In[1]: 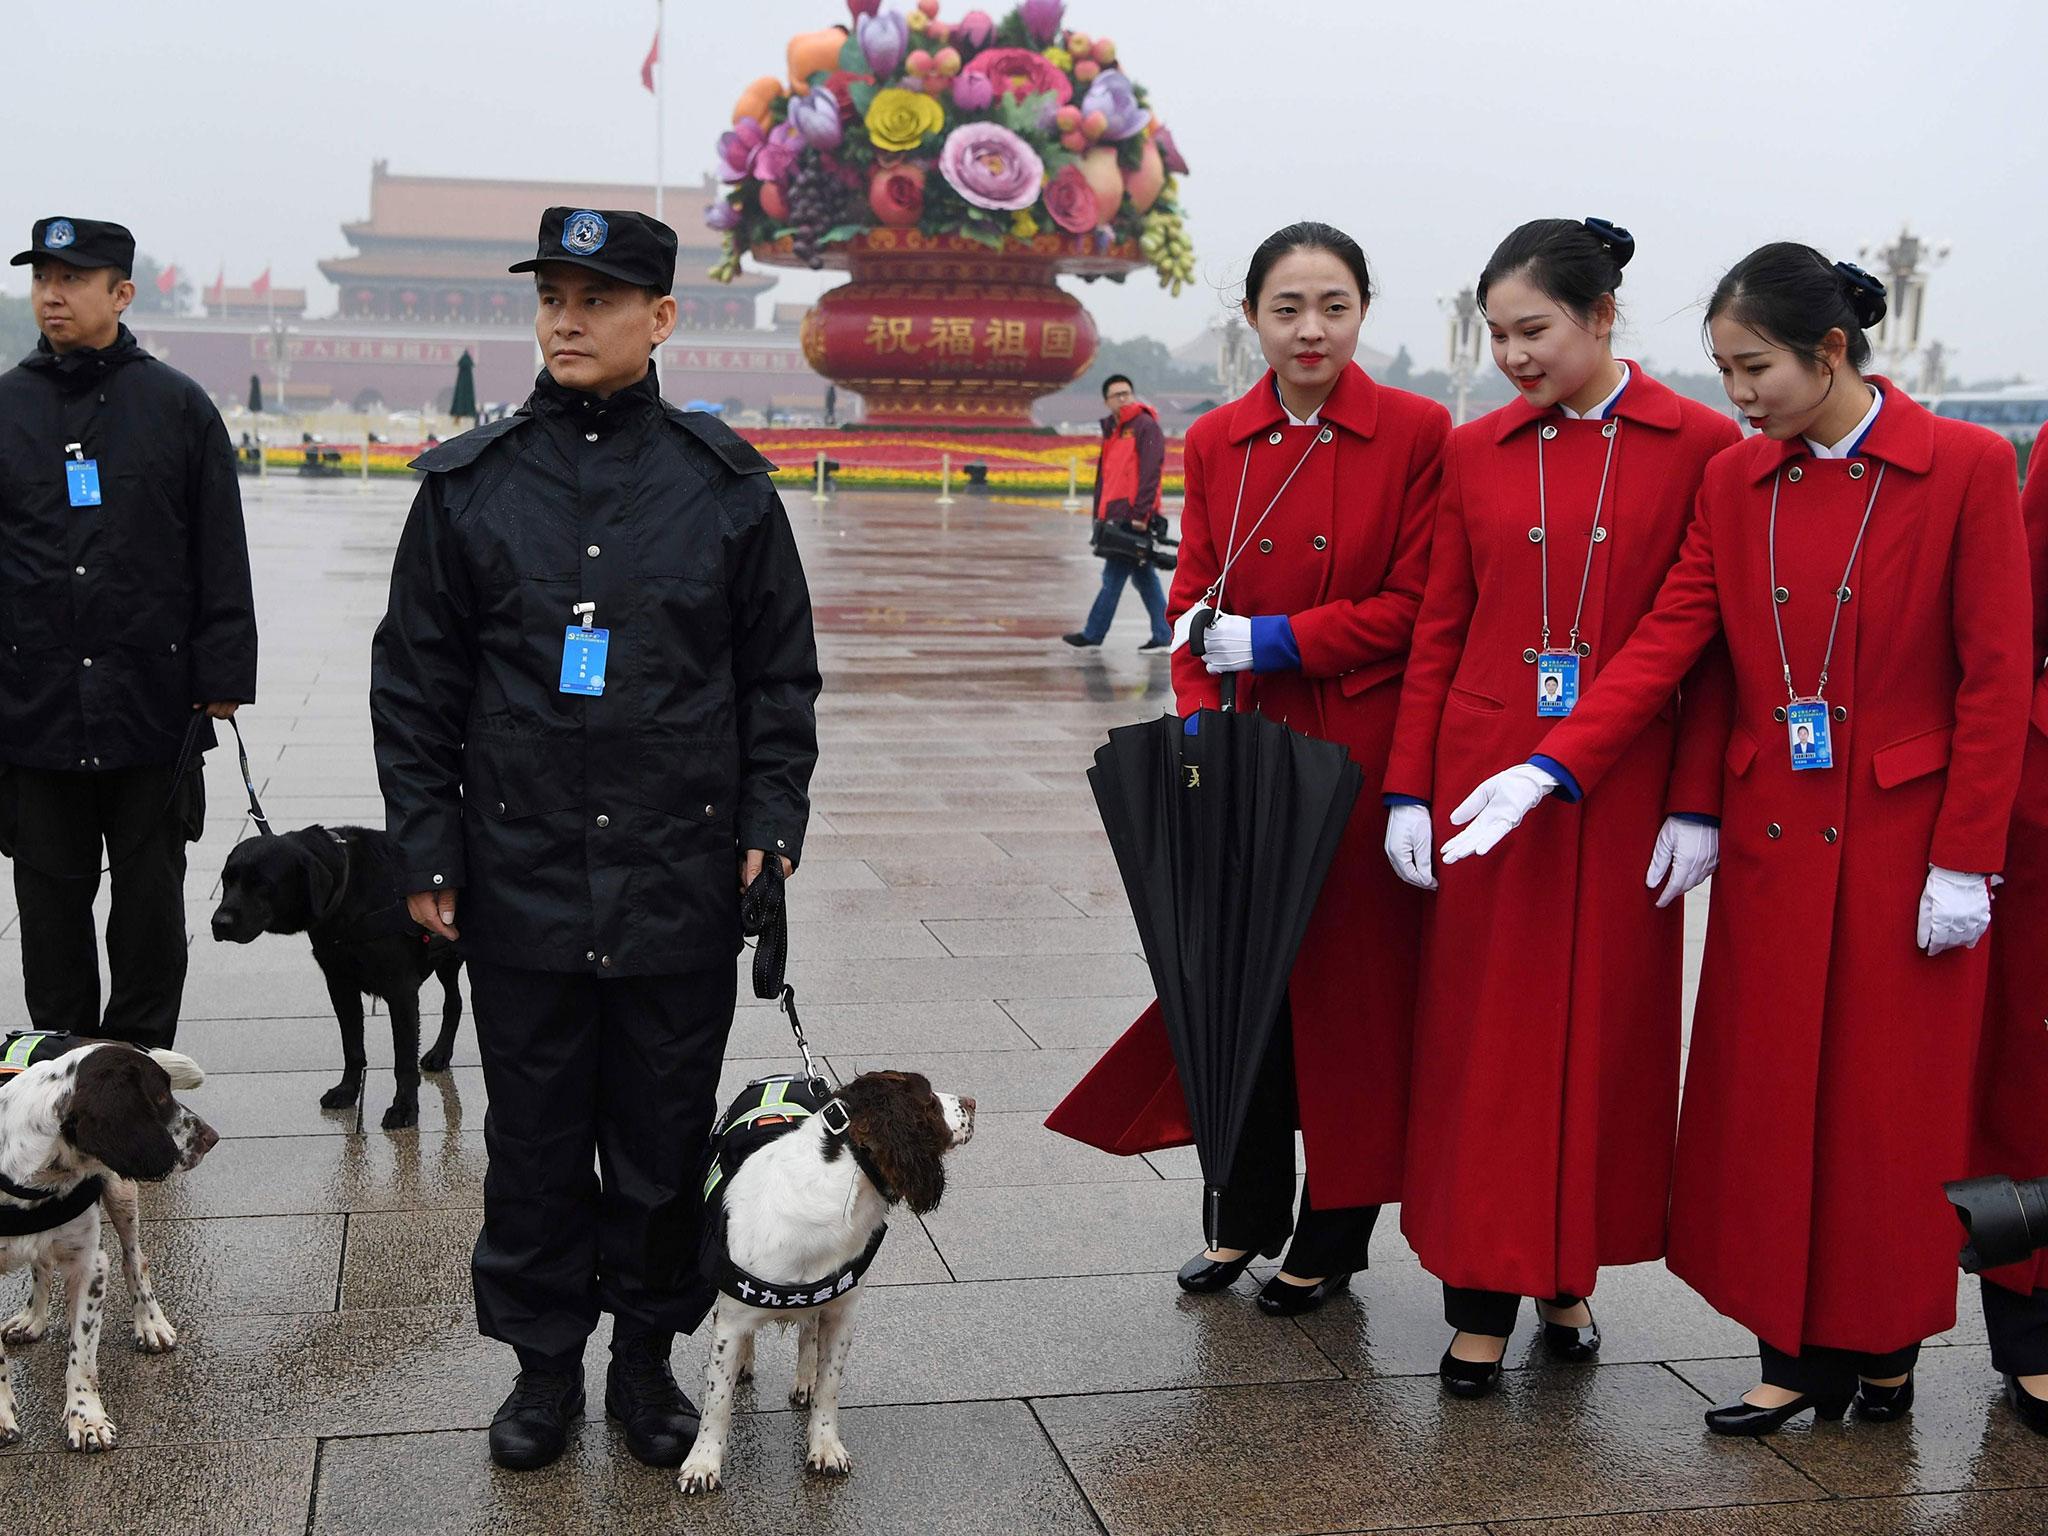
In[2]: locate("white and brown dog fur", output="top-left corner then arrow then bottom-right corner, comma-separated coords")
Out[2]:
678,1070 -> 974,1494
0,1043 -> 215,1450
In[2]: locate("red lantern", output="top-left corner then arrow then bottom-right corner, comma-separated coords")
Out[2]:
445,291 -> 464,310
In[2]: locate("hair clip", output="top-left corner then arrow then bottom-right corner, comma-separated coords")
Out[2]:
1583,217 -> 1636,268
1831,260 -> 1888,326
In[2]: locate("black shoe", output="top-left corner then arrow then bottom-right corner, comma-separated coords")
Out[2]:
1177,1247 -> 1255,1294
1536,1298 -> 1602,1363
489,1364 -> 585,1470
606,1333 -> 701,1468
1704,1390 -> 1851,1437
1062,632 -> 1101,648
1139,638 -> 1169,652
1852,1373 -> 1915,1423
2004,1375 -> 2048,1435
1256,1271 -> 1352,1316
1439,1343 -> 1504,1400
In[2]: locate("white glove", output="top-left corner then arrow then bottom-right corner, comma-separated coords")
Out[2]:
1646,816 -> 1719,909
1918,866 -> 1992,956
1384,803 -> 1438,890
1200,613 -> 1254,674
1440,764 -> 1560,864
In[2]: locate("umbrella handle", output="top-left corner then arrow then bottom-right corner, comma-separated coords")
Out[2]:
1186,609 -> 1236,714
1203,1184 -> 1224,1253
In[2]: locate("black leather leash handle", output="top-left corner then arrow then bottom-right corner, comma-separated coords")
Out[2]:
741,858 -> 834,1095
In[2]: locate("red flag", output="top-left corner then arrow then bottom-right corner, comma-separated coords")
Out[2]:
207,265 -> 224,305
250,267 -> 271,298
155,264 -> 178,295
640,29 -> 659,92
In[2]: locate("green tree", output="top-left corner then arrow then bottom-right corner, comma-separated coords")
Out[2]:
0,292 -> 37,361
1080,334 -> 1215,398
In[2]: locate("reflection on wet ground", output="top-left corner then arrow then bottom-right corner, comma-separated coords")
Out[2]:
1,483 -> 2037,1533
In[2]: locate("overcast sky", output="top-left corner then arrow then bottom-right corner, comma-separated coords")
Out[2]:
7,0 -> 2044,381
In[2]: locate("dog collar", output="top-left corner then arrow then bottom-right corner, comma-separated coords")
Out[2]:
840,1135 -> 899,1207
713,1220 -> 887,1311
0,1175 -> 102,1236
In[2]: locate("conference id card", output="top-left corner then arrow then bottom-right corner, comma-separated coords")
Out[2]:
1536,651 -> 1579,717
1787,698 -> 1832,771
559,626 -> 609,697
65,457 -> 102,507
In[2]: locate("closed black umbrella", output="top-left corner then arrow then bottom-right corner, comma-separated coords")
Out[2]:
1088,617 -> 1362,1248
449,350 -> 477,422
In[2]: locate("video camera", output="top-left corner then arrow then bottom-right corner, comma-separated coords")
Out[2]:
1944,1174 -> 2048,1272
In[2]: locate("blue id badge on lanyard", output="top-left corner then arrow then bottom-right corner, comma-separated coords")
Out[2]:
560,626 -> 609,696
65,457 -> 102,507
1787,699 -> 1832,771
1536,651 -> 1579,717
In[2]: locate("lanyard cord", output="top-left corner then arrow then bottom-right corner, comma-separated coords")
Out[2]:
1536,420 -> 1621,655
1767,461 -> 1886,702
1204,426 -> 1329,613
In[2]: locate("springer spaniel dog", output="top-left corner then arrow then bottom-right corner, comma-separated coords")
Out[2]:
0,1041 -> 216,1450
678,1070 -> 974,1495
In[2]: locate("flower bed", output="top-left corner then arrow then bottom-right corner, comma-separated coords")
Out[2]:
738,427 -> 1184,494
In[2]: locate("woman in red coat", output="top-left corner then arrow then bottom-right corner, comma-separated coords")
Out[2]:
1046,221 -> 1449,1314
1969,428 -> 2048,1434
1381,218 -> 1740,1399
1442,244 -> 2032,1434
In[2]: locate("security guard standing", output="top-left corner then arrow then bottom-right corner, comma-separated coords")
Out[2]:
370,207 -> 820,1472
0,216 -> 256,1049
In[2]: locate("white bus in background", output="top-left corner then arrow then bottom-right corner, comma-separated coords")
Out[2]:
1923,384 -> 2048,442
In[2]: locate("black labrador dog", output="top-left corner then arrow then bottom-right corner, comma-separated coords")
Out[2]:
210,825 -> 463,1130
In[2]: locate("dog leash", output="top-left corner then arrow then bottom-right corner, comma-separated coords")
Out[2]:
740,859 -> 848,1133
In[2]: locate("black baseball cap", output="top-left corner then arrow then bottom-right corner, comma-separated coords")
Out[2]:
509,207 -> 677,290
10,216 -> 136,273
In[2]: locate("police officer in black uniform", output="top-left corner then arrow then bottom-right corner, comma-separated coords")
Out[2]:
0,217 -> 257,1049
370,207 -> 820,1472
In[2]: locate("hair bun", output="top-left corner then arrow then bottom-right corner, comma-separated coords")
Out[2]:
1583,217 -> 1636,270
1832,259 -> 1888,329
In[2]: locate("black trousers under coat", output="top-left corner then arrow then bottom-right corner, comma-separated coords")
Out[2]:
1758,1338 -> 1921,1396
1442,1284 -> 1586,1337
6,762 -> 203,1049
1982,1281 -> 2048,1377
1209,1002 -> 1379,1277
468,960 -> 737,1366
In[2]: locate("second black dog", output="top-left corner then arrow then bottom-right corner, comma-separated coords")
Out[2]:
210,825 -> 463,1130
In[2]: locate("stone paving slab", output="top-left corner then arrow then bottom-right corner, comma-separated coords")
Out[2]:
0,1438 -> 317,1536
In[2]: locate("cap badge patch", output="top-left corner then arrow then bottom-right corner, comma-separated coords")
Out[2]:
44,219 -> 76,250
562,210 -> 609,256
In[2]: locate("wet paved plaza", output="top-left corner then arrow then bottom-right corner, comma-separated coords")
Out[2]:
1,474 -> 2043,1533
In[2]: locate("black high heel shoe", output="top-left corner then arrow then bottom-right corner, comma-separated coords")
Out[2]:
1256,1271 -> 1352,1316
1535,1299 -> 1601,1363
1438,1340 -> 1505,1400
1704,1391 -> 1851,1436
2005,1375 -> 2048,1436
1852,1373 -> 1915,1423
1176,1248 -> 1255,1294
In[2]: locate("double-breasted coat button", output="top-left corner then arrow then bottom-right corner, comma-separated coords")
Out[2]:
1774,705 -> 1789,722
1541,424 -> 1559,440
1767,823 -> 1782,839
1849,462 -> 1867,479
1832,705 -> 1847,722
1312,535 -> 1328,551
586,544 -> 601,557
1317,426 -> 1334,444
1601,420 -> 1618,438
1529,527 -> 1544,543
1823,827 -> 1839,843
1774,586 -> 1790,603
1523,648 -> 1539,663
1592,526 -> 1608,542
1837,586 -> 1853,604
1787,465 -> 1804,483
1258,537 -> 1272,554
1268,431 -> 1284,445
1575,642 -> 1591,657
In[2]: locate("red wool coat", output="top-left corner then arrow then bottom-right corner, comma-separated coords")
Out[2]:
1532,383 -> 2032,1354
1971,430 -> 2048,1300
1383,368 -> 1741,1301
1046,365 -> 1451,1208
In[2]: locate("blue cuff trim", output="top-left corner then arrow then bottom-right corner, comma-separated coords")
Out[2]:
1528,754 -> 1583,803
1670,811 -> 1720,827
1184,714 -> 1200,735
1383,793 -> 1428,809
1249,615 -> 1299,674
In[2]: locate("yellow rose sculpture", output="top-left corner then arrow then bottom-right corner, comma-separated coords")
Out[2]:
864,87 -> 946,154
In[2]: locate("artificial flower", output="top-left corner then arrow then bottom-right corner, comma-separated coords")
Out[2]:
753,121 -> 807,184
1042,163 -> 1102,234
788,90 -> 844,150
1020,0 -> 1065,45
1010,209 -> 1041,240
716,117 -> 767,181
864,86 -> 946,152
1080,69 -> 1148,140
961,46 -> 1072,104
855,10 -> 910,76
938,121 -> 1046,211
950,70 -> 997,110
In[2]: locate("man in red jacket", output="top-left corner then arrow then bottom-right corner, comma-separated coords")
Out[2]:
1064,375 -> 1171,651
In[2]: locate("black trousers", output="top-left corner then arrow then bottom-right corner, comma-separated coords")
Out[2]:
1209,1003 -> 1379,1278
1758,1338 -> 1921,1396
6,762 -> 203,1049
468,960 -> 737,1366
1982,1281 -> 2048,1377
1443,1285 -> 1586,1337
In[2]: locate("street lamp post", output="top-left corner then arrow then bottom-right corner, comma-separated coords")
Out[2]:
1858,224 -> 1950,383
1215,315 -> 1253,401
269,317 -> 292,423
1441,286 -> 1484,427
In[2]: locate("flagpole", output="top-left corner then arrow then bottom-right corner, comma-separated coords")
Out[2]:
653,0 -> 666,224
